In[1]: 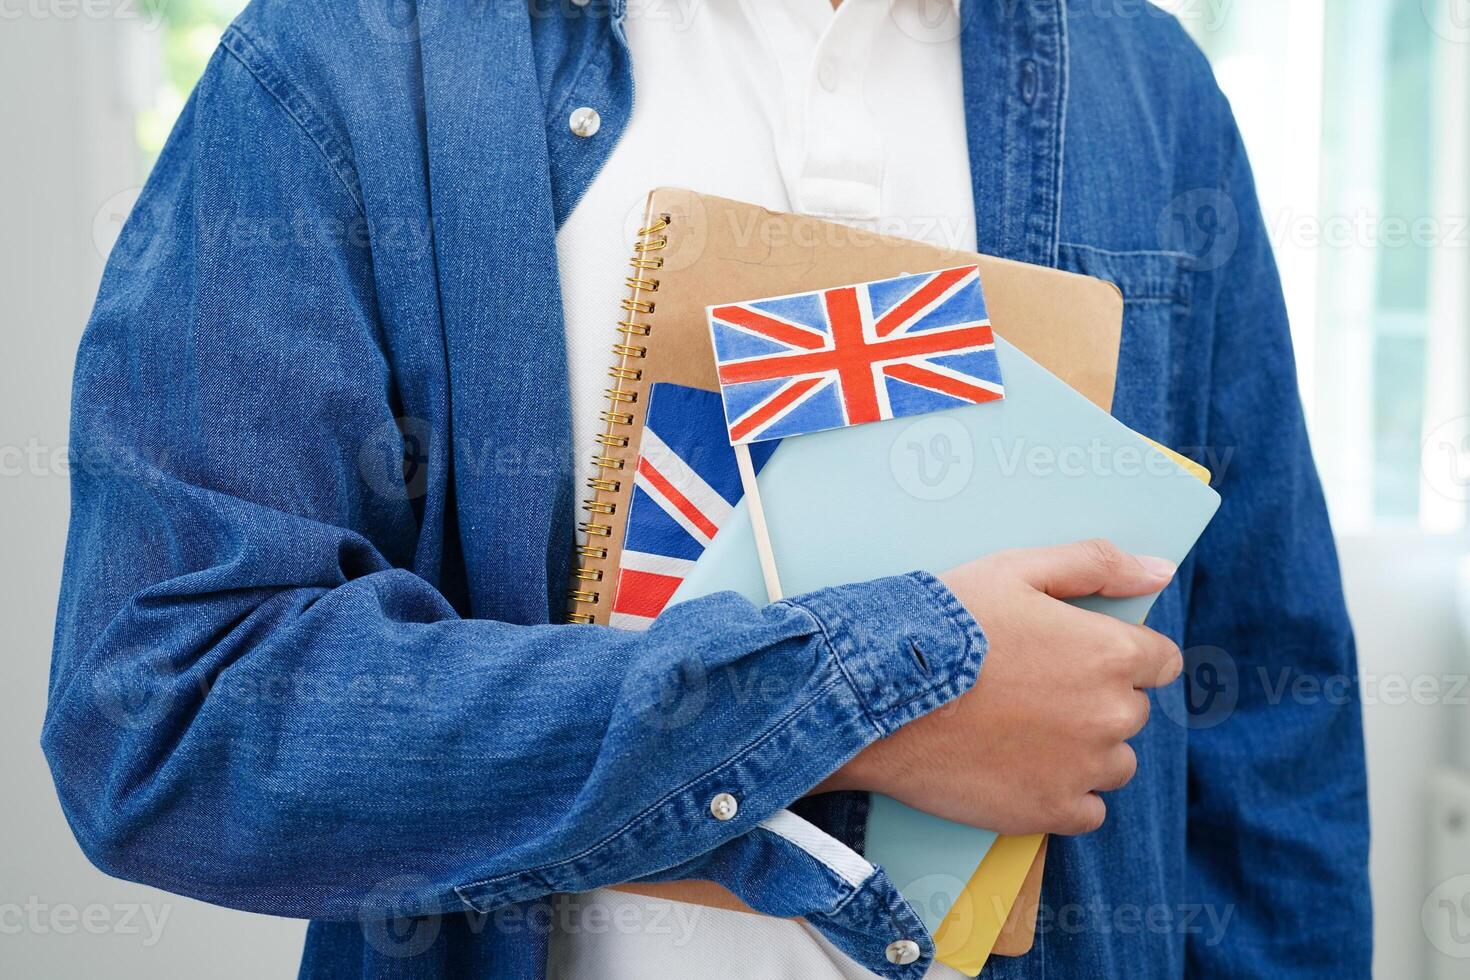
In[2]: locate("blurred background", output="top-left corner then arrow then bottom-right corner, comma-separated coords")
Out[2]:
2,0 -> 1469,976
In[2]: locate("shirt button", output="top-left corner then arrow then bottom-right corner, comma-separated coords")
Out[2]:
818,58 -> 840,92
569,106 -> 601,138
709,793 -> 739,820
885,939 -> 921,965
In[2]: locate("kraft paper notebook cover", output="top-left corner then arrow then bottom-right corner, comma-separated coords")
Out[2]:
564,188 -> 1124,955
668,337 -> 1222,973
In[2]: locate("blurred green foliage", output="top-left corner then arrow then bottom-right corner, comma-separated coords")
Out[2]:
135,0 -> 247,161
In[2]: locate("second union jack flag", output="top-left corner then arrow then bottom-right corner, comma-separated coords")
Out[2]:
610,383 -> 774,631
707,265 -> 1004,444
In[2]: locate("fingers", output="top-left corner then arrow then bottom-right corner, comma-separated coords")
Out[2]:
1117,690 -> 1152,739
1057,747 -> 1138,835
1072,611 -> 1182,690
1093,744 -> 1139,793
1011,539 -> 1175,601
1057,793 -> 1108,836
1084,681 -> 1151,739
1123,626 -> 1184,690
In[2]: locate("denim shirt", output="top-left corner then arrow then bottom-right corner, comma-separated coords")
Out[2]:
42,1 -> 1371,978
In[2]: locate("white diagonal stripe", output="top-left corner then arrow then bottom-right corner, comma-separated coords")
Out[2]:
729,373 -> 837,444
758,809 -> 875,888
882,266 -> 980,339
608,611 -> 655,631
892,353 -> 1006,397
714,307 -> 831,355
618,550 -> 696,579
869,335 -> 995,370
635,427 -> 734,546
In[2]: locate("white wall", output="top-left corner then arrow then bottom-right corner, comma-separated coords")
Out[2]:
0,10 -> 305,978
1338,533 -> 1470,978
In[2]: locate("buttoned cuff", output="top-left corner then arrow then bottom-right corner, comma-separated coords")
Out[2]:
642,807 -> 943,979
787,569 -> 987,739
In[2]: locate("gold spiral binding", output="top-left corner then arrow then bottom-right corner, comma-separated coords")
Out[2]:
566,211 -> 672,622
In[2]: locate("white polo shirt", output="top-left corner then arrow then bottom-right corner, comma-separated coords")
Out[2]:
552,0 -> 974,975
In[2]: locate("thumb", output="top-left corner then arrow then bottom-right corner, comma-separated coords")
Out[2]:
1013,539 -> 1176,600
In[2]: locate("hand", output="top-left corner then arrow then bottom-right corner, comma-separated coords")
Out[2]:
818,540 -> 1181,836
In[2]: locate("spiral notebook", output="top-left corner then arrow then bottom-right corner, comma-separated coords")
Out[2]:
566,188 -> 1126,956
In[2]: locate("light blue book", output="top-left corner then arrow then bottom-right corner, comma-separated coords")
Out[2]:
668,337 -> 1221,930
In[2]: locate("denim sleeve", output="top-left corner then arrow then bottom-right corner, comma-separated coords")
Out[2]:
40,49 -> 985,922
1182,123 -> 1372,975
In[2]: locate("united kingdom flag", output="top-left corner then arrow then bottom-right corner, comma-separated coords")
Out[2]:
708,265 -> 1004,444
609,383 -> 775,631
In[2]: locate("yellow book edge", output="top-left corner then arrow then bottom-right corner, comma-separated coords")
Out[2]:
934,439 -> 1211,976
934,833 -> 1046,974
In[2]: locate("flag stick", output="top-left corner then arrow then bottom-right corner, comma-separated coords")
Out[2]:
734,442 -> 783,601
